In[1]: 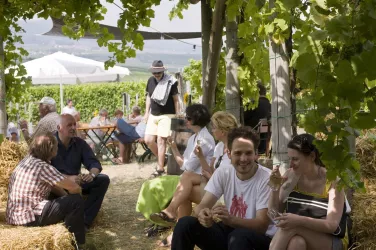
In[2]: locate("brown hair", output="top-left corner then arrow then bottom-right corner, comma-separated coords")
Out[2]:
114,109 -> 124,116
29,132 -> 58,162
227,126 -> 260,151
287,134 -> 325,167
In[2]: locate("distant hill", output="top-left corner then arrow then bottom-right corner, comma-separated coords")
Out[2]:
17,18 -> 202,73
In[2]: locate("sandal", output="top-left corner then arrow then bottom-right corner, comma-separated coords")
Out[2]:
150,211 -> 176,226
150,169 -> 165,178
112,158 -> 123,165
144,224 -> 170,237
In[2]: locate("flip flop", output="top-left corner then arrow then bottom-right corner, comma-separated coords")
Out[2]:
150,211 -> 176,226
157,234 -> 173,247
111,158 -> 123,165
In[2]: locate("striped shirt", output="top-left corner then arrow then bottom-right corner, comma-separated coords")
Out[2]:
6,155 -> 65,225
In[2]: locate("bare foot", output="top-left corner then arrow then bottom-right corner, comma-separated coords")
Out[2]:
157,233 -> 173,247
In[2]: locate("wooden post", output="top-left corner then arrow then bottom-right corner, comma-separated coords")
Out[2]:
202,0 -> 226,111
269,40 -> 292,173
0,35 -> 7,138
201,0 -> 212,88
225,16 -> 241,122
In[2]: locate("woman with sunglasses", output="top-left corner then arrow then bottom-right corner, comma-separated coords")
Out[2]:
268,134 -> 348,250
149,111 -> 238,247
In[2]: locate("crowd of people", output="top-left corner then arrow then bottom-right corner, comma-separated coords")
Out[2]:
3,59 -> 349,250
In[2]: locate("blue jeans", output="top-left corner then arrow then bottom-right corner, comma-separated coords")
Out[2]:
115,119 -> 141,144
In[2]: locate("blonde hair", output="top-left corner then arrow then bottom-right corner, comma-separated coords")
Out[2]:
29,132 -> 58,162
211,111 -> 239,132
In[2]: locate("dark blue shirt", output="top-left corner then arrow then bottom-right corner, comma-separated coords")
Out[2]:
51,133 -> 102,175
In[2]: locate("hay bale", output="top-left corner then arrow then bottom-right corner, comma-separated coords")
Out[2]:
352,193 -> 376,241
356,134 -> 376,179
0,223 -> 75,250
0,141 -> 28,202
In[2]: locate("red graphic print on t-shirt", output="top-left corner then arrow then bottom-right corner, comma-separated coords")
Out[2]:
229,193 -> 248,218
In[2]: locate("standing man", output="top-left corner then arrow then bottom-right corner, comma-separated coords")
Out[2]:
51,114 -> 110,230
144,60 -> 180,177
20,97 -> 60,144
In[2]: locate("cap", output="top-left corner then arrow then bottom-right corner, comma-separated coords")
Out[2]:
39,97 -> 56,105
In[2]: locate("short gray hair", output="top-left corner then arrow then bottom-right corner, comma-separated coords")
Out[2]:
99,109 -> 108,116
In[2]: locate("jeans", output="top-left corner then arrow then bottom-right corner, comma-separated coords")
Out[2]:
171,216 -> 271,250
81,174 -> 110,227
27,194 -> 85,244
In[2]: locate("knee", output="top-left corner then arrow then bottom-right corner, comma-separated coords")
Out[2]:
287,235 -> 307,250
97,174 -> 110,188
174,216 -> 198,234
67,194 -> 85,208
157,136 -> 166,145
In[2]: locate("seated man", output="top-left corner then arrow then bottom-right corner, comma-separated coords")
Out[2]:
171,127 -> 276,250
112,118 -> 146,163
6,132 -> 85,246
51,114 -> 110,230
127,106 -> 142,126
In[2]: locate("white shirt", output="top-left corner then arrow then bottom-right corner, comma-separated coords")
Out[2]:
181,127 -> 215,174
61,106 -> 77,115
213,142 -> 230,168
205,164 -> 277,237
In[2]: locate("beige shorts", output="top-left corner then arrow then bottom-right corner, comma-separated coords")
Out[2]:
145,114 -> 174,138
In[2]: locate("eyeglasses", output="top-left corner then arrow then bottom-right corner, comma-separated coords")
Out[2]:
185,116 -> 192,121
214,154 -> 224,169
152,72 -> 163,75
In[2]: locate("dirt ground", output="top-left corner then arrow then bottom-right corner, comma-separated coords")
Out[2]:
84,160 -> 174,250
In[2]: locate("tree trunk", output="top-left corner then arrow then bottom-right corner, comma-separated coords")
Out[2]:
225,16 -> 241,122
202,0 -> 226,111
285,25 -> 298,137
201,0 -> 212,87
0,35 -> 6,138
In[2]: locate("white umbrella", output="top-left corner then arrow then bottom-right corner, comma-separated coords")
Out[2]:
22,51 -> 131,110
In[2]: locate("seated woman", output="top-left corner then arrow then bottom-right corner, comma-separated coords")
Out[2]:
136,104 -> 215,231
268,134 -> 348,250
149,111 -> 239,247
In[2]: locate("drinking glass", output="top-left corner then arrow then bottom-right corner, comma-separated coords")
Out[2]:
267,208 -> 282,224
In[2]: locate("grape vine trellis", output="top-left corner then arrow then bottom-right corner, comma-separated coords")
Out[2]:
177,0 -> 376,189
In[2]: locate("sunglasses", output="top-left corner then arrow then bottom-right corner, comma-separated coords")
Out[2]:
214,154 -> 224,169
185,116 -> 192,121
152,72 -> 163,75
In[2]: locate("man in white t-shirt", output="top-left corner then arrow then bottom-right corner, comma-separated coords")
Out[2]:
171,127 -> 276,250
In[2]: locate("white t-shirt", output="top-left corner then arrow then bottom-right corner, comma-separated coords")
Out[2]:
205,164 -> 277,237
61,106 -> 77,115
213,142 -> 230,168
181,127 -> 215,174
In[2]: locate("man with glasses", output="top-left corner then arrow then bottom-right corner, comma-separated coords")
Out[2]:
144,60 -> 180,177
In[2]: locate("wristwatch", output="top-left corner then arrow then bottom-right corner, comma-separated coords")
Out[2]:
90,173 -> 96,179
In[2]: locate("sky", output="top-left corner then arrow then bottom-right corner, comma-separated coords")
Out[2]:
22,0 -> 202,48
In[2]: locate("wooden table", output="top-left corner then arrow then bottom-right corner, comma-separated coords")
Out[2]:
77,124 -> 118,163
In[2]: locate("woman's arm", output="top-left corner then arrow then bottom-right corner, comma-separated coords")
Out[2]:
300,182 -> 345,233
276,181 -> 345,234
195,145 -> 215,174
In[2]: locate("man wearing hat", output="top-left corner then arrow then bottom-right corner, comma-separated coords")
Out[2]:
144,60 -> 180,177
20,96 -> 60,144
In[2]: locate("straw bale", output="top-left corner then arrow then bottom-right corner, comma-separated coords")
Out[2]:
0,222 -> 75,250
352,193 -> 376,241
350,239 -> 376,250
356,135 -> 376,179
0,141 -> 28,202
